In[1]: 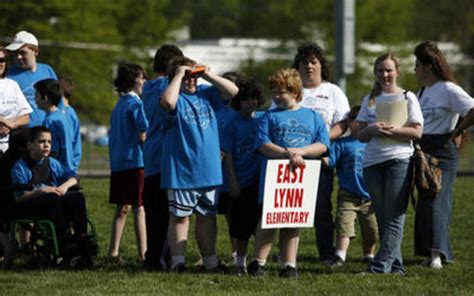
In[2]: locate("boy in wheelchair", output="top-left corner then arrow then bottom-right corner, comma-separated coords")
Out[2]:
9,126 -> 97,267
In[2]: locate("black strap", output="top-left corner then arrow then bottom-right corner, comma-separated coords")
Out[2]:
25,157 -> 52,186
418,87 -> 425,99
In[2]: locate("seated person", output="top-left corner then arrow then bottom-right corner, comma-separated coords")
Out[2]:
10,126 -> 96,263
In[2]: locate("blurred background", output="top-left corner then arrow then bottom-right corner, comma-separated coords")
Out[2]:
1,0 -> 472,174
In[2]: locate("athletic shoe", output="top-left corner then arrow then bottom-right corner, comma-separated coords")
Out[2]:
247,260 -> 265,277
205,262 -> 229,274
330,257 -> 344,268
234,265 -> 247,276
430,260 -> 442,270
279,265 -> 297,278
172,262 -> 186,273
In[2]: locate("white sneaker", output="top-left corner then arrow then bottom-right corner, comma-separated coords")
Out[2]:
430,259 -> 442,270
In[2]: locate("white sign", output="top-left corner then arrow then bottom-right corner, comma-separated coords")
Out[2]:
262,159 -> 321,229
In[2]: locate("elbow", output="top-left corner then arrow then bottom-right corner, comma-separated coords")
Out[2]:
160,100 -> 175,112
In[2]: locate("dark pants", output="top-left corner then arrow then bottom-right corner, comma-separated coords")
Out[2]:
314,167 -> 335,261
13,191 -> 88,237
143,173 -> 169,269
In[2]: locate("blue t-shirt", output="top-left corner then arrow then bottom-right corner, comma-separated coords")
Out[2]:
11,157 -> 76,196
222,111 -> 263,188
142,77 -> 168,177
109,93 -> 149,172
327,136 -> 370,199
7,63 -> 58,127
254,107 -> 330,203
160,85 -> 225,189
44,109 -> 75,173
216,106 -> 238,146
63,105 -> 82,172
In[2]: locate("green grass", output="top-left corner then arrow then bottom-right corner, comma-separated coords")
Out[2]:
1,177 -> 474,295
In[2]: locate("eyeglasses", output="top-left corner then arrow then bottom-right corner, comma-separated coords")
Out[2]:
0,57 -> 6,63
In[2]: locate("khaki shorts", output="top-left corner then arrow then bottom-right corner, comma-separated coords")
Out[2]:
335,189 -> 378,245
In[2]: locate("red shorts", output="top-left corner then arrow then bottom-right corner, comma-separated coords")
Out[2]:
109,168 -> 144,206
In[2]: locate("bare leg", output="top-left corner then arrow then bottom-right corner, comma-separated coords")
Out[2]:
252,219 -> 276,263
195,214 -> 217,257
133,205 -> 147,261
168,215 -> 190,257
108,205 -> 131,257
279,228 -> 299,265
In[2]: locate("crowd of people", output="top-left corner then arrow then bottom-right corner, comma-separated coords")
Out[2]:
1,30 -> 473,276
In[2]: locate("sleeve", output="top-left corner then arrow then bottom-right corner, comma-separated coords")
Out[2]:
313,111 -> 330,149
447,83 -> 474,116
50,157 -> 76,185
133,99 -> 149,132
356,95 -> 370,122
12,80 -> 33,116
332,86 -> 351,125
200,85 -> 226,111
11,160 -> 32,197
326,141 -> 339,169
254,112 -> 272,151
406,91 -> 424,126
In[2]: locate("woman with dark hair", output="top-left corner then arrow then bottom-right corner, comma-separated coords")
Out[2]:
356,53 -> 423,274
413,41 -> 474,269
0,46 -> 32,154
108,63 -> 149,263
292,42 -> 351,263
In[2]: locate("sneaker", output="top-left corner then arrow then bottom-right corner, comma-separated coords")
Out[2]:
330,257 -> 344,268
172,262 -> 186,273
234,265 -> 247,276
247,260 -> 265,277
279,265 -> 297,278
430,260 -> 442,270
362,257 -> 374,264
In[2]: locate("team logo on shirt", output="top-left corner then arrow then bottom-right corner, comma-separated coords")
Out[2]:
237,133 -> 256,155
183,99 -> 213,129
272,118 -> 312,147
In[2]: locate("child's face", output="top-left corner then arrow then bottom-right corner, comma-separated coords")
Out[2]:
181,74 -> 198,94
271,88 -> 299,110
28,132 -> 52,160
133,72 -> 146,95
239,97 -> 258,117
34,91 -> 48,110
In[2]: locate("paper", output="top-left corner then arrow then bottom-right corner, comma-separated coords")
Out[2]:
375,94 -> 408,144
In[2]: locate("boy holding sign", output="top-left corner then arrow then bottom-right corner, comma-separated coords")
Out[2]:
249,69 -> 329,278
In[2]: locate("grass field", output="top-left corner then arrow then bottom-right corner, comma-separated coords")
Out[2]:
1,177 -> 474,295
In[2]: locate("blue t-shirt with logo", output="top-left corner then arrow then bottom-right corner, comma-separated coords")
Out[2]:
44,109 -> 75,173
160,85 -> 225,189
109,93 -> 149,172
142,77 -> 168,177
327,136 -> 370,199
254,107 -> 330,203
222,111 -> 263,188
7,63 -> 58,127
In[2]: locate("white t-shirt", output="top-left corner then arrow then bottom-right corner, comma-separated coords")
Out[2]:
0,78 -> 33,152
418,81 -> 473,135
356,91 -> 424,167
270,81 -> 350,132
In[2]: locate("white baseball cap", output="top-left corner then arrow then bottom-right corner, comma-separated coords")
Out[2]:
5,31 -> 39,51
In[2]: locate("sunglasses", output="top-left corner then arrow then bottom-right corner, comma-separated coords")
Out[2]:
0,57 -> 6,63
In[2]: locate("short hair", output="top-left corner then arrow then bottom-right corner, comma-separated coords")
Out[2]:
292,42 -> 332,82
34,79 -> 62,106
28,126 -> 51,143
0,46 -> 8,78
114,63 -> 146,93
153,44 -> 183,73
231,78 -> 264,111
222,71 -> 246,84
58,77 -> 73,99
414,41 -> 455,82
166,56 -> 196,81
268,68 -> 303,102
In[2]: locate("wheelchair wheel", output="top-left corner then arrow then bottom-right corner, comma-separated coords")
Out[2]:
0,232 -> 13,269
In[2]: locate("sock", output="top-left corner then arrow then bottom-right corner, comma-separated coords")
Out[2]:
335,250 -> 347,261
171,256 -> 185,269
236,256 -> 246,267
231,251 -> 237,264
203,255 -> 219,270
255,258 -> 266,266
364,254 -> 374,260
281,261 -> 296,268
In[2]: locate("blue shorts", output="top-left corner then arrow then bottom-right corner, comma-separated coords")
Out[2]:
167,188 -> 219,217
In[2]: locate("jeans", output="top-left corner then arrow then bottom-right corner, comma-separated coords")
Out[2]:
414,135 -> 459,262
314,167 -> 335,261
364,158 -> 411,273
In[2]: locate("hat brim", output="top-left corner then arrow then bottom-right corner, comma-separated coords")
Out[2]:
5,42 -> 25,51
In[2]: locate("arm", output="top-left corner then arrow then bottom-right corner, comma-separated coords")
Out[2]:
160,66 -> 189,112
223,152 -> 241,199
139,131 -> 146,143
0,114 -> 30,135
450,108 -> 474,140
56,177 -> 79,196
201,69 -> 239,101
384,122 -> 422,141
15,186 -> 64,203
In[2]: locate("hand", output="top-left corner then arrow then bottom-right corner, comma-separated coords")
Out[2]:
38,186 -> 64,196
370,122 -> 394,137
0,125 -> 9,137
177,65 -> 192,78
289,155 -> 305,171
